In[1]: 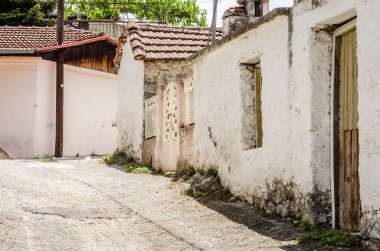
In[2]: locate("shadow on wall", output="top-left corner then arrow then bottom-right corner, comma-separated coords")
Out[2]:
0,147 -> 11,159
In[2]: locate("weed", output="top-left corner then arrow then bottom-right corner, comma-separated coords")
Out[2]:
102,150 -> 137,166
297,220 -> 311,231
297,220 -> 359,247
172,167 -> 196,181
123,165 -> 152,174
40,155 -> 56,162
191,189 -> 208,198
205,167 -> 218,178
102,150 -> 162,175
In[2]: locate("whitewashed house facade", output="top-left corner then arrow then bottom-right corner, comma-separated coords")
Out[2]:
0,26 -> 118,158
117,0 -> 380,243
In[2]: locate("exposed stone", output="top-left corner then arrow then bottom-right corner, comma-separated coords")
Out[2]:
266,201 -> 276,215
222,16 -> 249,37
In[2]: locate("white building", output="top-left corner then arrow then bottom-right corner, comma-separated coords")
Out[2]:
117,0 -> 380,244
0,26 -> 118,159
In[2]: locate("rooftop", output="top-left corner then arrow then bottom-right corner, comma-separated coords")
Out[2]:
122,22 -> 222,60
0,26 -> 105,52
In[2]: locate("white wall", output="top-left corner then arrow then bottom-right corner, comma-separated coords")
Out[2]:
292,0 -> 380,239
355,0 -> 380,239
193,15 -> 304,214
117,38 -> 145,160
63,64 -> 118,156
192,0 -> 380,238
0,57 -> 118,158
35,59 -> 56,157
0,57 -> 38,158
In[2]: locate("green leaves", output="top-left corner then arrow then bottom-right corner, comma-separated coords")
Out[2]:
0,0 -> 56,26
65,0 -> 207,27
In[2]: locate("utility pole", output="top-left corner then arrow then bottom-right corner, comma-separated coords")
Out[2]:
211,0 -> 218,42
55,0 -> 64,157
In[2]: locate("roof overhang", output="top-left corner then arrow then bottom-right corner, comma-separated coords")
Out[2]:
34,36 -> 118,53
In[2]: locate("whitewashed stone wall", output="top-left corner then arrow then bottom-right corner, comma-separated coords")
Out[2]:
192,0 -> 380,238
293,0 -> 380,239
355,0 -> 380,240
117,39 -> 145,160
192,15 -> 305,218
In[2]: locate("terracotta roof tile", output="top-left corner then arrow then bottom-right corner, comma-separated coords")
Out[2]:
122,22 -> 222,60
0,26 -> 102,51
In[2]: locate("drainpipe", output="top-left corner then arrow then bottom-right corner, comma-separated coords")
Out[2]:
55,0 -> 64,157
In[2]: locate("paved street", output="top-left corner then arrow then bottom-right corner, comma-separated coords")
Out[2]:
0,159 -> 297,251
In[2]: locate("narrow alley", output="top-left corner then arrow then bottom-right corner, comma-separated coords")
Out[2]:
0,159 -> 300,251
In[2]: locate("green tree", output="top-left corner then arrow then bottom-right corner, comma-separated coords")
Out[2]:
0,0 -> 56,26
65,0 -> 207,27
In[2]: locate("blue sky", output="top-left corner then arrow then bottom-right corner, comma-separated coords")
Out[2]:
198,0 -> 294,26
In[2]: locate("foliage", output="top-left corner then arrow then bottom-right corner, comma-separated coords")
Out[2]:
172,166 -> 196,181
39,155 -> 56,162
102,149 -> 134,166
0,0 -> 56,26
102,150 -> 161,175
123,165 -> 152,174
297,220 -> 360,247
65,0 -> 207,26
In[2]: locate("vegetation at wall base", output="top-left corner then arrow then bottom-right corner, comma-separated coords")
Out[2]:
297,220 -> 361,247
102,150 -> 161,175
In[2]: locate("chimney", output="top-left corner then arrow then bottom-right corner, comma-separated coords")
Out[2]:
247,0 -> 270,19
222,0 -> 270,37
222,0 -> 248,36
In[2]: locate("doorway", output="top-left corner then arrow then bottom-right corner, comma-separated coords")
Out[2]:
333,19 -> 360,230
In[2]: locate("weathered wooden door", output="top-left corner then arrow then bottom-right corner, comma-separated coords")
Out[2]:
337,28 -> 360,230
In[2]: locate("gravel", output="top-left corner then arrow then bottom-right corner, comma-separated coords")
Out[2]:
0,159 -> 298,251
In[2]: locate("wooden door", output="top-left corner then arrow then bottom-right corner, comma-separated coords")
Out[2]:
337,28 -> 360,230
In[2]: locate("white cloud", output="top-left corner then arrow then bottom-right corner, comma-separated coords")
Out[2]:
197,0 -> 294,26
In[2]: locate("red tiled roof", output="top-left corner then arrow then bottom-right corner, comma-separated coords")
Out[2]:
123,22 -> 222,60
0,26 -> 103,51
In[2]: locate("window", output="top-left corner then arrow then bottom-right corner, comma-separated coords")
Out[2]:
255,64 -> 263,147
240,62 -> 263,149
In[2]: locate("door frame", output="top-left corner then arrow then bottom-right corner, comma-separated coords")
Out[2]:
330,18 -> 357,229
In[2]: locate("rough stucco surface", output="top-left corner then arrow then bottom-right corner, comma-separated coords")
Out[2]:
292,0 -> 380,239
117,39 -> 145,161
192,16 -> 313,218
355,0 -> 380,239
192,0 -> 380,236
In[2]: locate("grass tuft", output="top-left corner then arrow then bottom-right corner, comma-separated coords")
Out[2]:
297,220 -> 360,247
